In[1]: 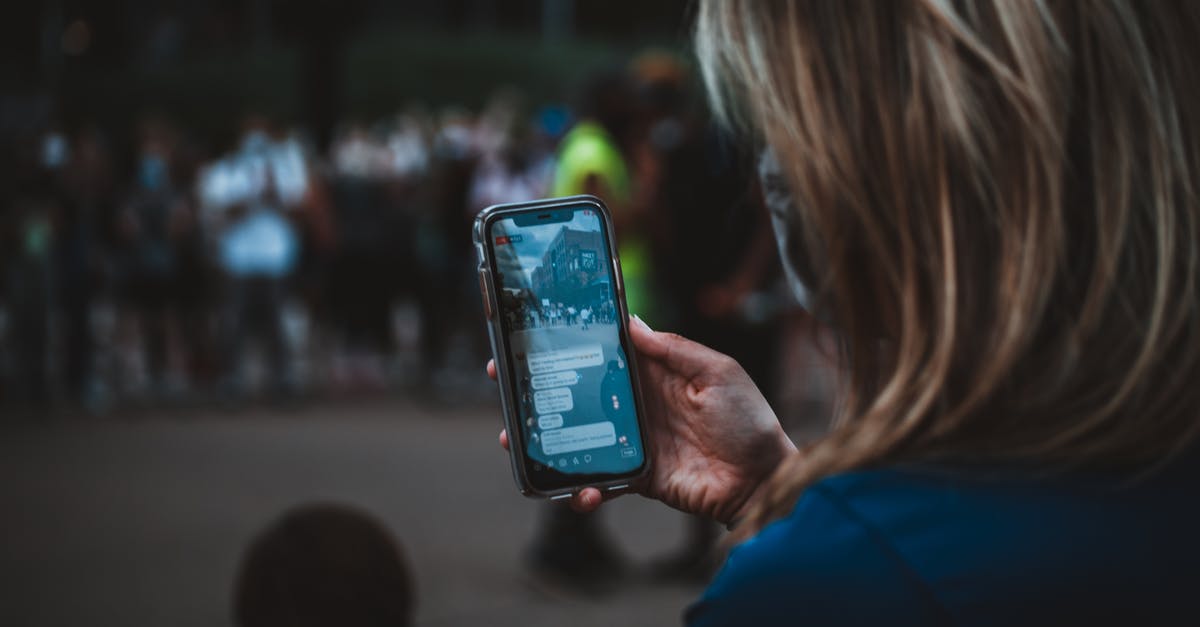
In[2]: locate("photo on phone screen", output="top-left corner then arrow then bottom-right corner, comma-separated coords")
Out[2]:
488,205 -> 645,488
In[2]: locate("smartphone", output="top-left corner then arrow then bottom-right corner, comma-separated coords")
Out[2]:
473,195 -> 650,499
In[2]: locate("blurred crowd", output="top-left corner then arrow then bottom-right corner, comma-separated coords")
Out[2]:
1,55 -> 811,414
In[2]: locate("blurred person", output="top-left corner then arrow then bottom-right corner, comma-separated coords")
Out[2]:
162,141 -> 218,394
467,111 -> 551,214
2,180 -> 58,404
57,124 -> 117,404
234,503 -> 414,627
472,88 -> 524,168
326,121 -> 404,391
200,119 -> 307,398
379,110 -> 434,383
112,119 -> 188,396
432,108 -> 475,163
285,144 -> 339,395
331,122 -> 383,179
489,1 -> 1200,624
383,112 -> 431,178
410,107 -> 477,392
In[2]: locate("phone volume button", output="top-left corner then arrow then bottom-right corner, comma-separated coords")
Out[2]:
478,271 -> 494,319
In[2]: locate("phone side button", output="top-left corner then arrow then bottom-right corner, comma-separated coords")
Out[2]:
478,271 -> 494,319
606,484 -> 629,492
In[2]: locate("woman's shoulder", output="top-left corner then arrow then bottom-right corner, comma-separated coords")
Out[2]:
686,472 -> 948,627
687,458 -> 1200,626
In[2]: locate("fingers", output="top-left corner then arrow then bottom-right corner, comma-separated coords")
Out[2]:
486,359 -> 496,381
628,314 -> 729,380
627,314 -> 662,356
497,430 -> 614,512
569,487 -> 604,513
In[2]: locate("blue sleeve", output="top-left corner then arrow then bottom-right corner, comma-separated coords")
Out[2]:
684,485 -> 946,627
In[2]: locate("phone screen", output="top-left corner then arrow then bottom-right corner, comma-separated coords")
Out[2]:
487,204 -> 645,490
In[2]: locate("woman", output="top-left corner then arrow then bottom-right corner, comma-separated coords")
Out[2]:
493,1 -> 1200,623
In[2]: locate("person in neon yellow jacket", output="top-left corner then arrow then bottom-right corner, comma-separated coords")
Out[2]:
551,120 -> 661,327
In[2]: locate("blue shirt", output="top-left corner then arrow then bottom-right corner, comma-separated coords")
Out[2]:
687,455 -> 1200,626
218,207 -> 299,278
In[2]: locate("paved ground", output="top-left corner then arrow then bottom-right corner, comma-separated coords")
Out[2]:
0,398 -> 710,627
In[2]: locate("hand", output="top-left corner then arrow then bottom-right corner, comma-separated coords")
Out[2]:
489,315 -> 796,524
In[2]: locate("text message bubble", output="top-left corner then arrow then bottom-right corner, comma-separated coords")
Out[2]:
542,421 -> 617,455
534,388 -> 574,414
528,346 -> 603,375
531,370 -> 581,390
537,414 -> 564,429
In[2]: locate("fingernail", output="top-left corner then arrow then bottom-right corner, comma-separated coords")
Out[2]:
632,314 -> 652,332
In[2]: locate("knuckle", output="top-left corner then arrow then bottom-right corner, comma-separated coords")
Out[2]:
715,353 -> 740,374
660,332 -> 687,344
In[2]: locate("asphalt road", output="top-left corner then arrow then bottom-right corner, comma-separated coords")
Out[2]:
0,399 -> 707,627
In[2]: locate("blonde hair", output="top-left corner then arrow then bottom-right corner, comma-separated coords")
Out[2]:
696,0 -> 1200,536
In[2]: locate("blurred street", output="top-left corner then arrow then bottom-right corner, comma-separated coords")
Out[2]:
0,4 -> 839,624
0,399 -> 705,627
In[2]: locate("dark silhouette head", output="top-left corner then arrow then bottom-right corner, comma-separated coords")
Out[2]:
233,503 -> 414,627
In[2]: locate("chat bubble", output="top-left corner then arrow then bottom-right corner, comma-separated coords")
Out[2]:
528,346 -> 604,375
542,421 -> 617,455
537,414 -> 564,429
534,388 -> 573,414
531,370 -> 581,390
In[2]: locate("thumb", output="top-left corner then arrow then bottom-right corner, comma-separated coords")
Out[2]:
628,314 -> 725,380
